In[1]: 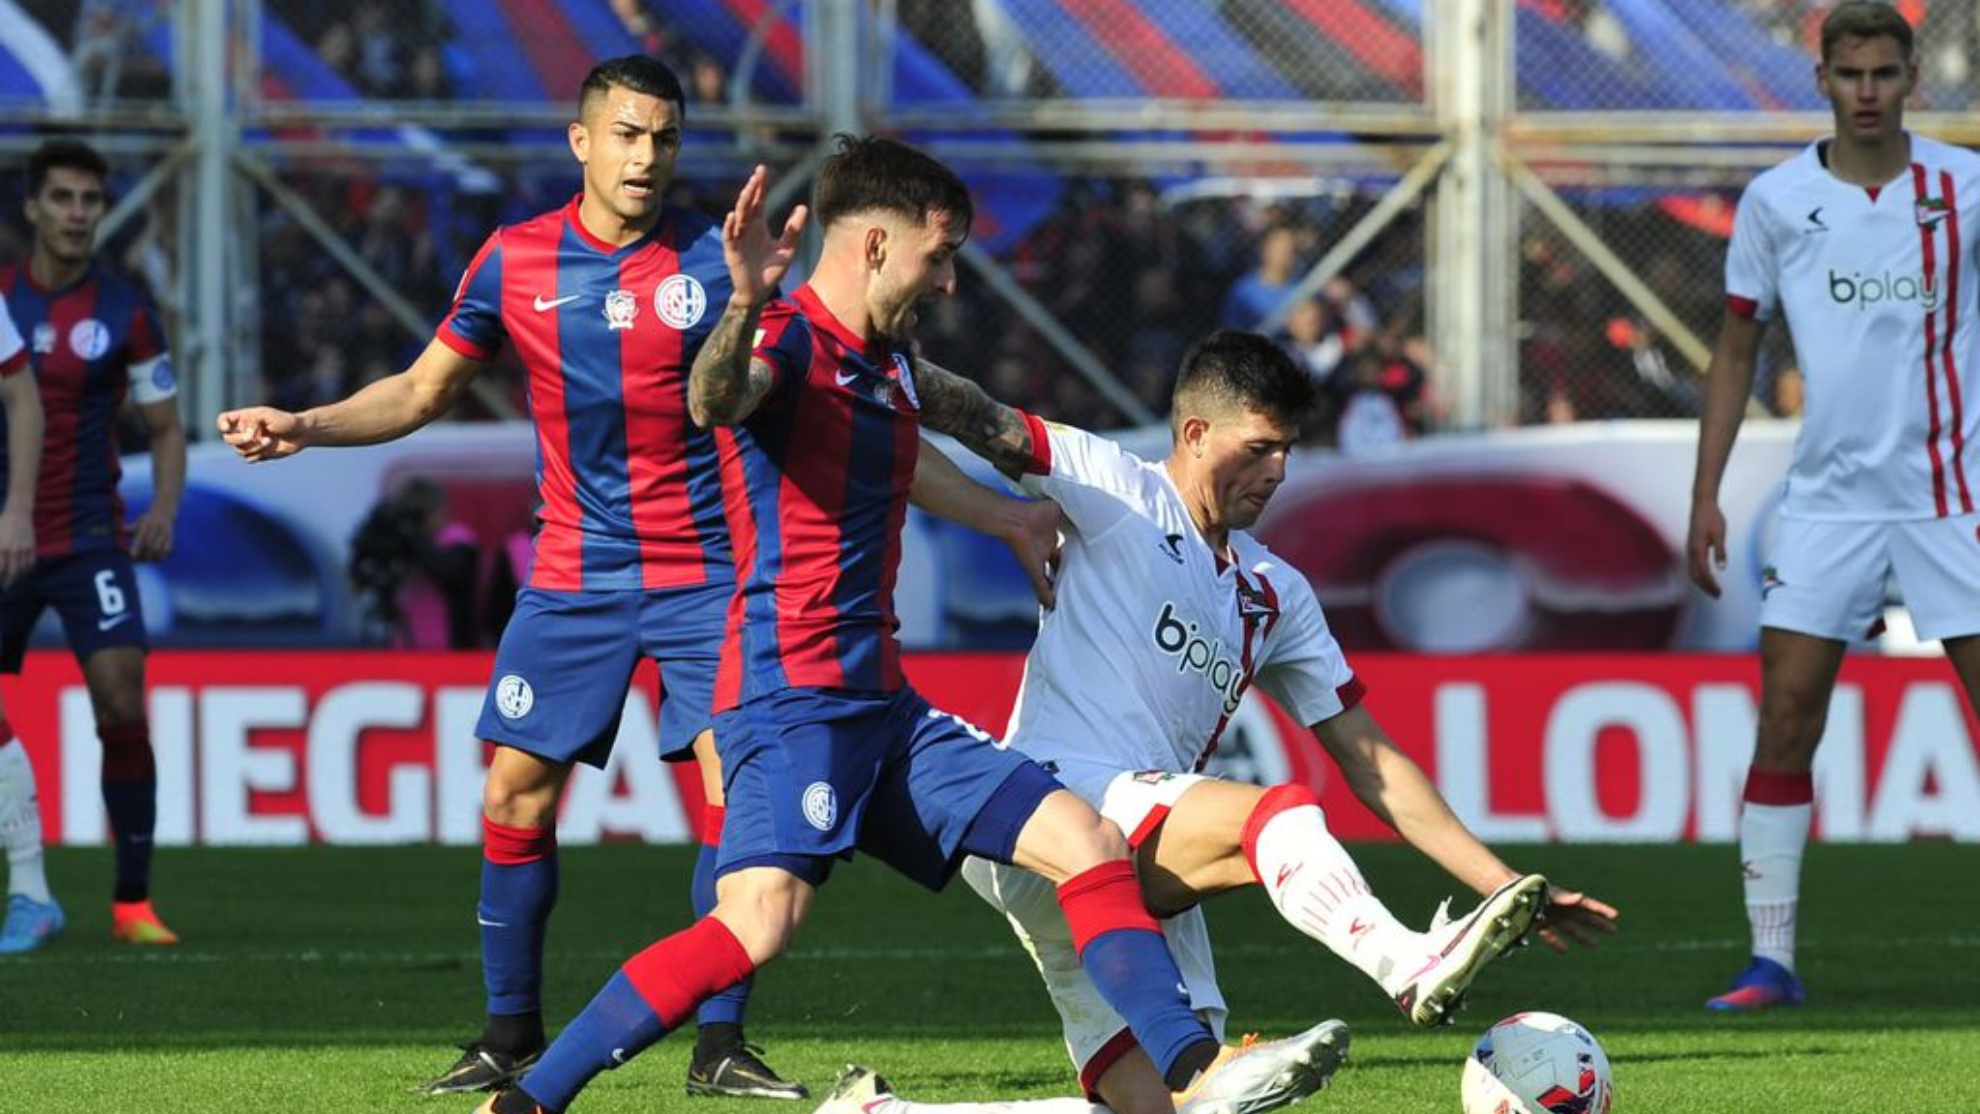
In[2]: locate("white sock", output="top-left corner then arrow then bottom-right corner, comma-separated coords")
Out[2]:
0,738 -> 52,904
872,1098 -> 1104,1114
1739,800 -> 1810,972
1248,797 -> 1417,990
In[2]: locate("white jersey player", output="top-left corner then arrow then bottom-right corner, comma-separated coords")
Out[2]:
873,332 -> 1618,1114
1689,1 -> 1980,1013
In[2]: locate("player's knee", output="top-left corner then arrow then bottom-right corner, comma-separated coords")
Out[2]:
1755,698 -> 1826,763
482,774 -> 560,828
1047,802 -> 1132,877
711,874 -> 809,964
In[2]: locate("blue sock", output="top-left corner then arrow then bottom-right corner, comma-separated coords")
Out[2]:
693,840 -> 750,1030
101,777 -> 156,903
1080,927 -> 1215,1087
480,846 -> 559,1021
517,972 -> 666,1112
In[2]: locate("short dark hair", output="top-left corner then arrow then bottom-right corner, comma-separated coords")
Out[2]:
579,55 -> 686,121
27,137 -> 109,198
1821,1 -> 1913,63
814,133 -> 974,235
1171,331 -> 1317,435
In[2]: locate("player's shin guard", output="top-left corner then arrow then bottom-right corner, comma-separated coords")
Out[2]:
1057,861 -> 1217,1090
520,916 -> 756,1111
0,729 -> 51,904
1243,783 -> 1411,985
1739,769 -> 1812,972
693,805 -> 752,1033
97,721 -> 156,903
481,818 -> 559,1042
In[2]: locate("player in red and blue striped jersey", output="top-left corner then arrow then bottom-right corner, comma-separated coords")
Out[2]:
474,137 -> 1344,1114
215,56 -> 812,1100
219,62 -> 1057,1103
0,139 -> 186,956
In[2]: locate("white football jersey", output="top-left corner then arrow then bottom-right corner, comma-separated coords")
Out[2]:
1005,419 -> 1362,806
1727,134 -> 1980,521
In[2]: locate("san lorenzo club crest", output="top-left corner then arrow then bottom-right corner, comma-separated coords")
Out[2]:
655,274 -> 707,329
802,781 -> 838,831
495,674 -> 534,719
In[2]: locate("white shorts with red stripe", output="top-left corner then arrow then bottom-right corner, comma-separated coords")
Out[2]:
1760,513 -> 1980,642
960,769 -> 1227,1098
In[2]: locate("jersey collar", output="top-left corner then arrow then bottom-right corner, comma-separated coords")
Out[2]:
562,194 -> 668,256
793,283 -> 897,364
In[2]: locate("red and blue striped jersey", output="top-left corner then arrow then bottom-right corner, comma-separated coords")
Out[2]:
0,263 -> 173,556
714,284 -> 923,709
437,196 -> 738,590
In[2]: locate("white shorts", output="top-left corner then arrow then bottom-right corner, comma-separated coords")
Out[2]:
961,770 -> 1226,1097
1761,514 -> 1980,642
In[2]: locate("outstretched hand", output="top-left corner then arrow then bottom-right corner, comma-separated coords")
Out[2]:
722,165 -> 808,308
1534,884 -> 1619,953
216,407 -> 308,463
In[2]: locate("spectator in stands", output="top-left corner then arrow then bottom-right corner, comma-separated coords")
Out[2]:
1219,223 -> 1301,329
1329,340 -> 1430,453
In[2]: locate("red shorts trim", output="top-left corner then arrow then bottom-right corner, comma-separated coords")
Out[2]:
1079,1027 -> 1140,1101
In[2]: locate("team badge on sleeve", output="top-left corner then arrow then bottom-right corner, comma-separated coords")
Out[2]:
604,289 -> 639,331
655,274 -> 708,329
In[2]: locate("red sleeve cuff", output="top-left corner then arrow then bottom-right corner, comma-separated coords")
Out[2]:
436,322 -> 496,361
1336,676 -> 1367,712
1726,295 -> 1759,319
0,349 -> 24,378
1019,410 -> 1053,476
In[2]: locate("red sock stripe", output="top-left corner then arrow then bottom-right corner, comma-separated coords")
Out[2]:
1240,783 -> 1321,882
1056,860 -> 1158,954
0,717 -> 14,745
483,817 -> 556,865
98,721 -> 155,781
622,916 -> 756,1030
1744,768 -> 1814,806
701,805 -> 726,847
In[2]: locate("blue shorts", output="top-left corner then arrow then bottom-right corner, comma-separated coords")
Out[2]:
475,582 -> 728,767
0,550 -> 148,672
714,685 -> 1060,891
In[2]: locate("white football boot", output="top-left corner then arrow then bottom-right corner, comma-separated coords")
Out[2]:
1174,1019 -> 1351,1114
1383,873 -> 1547,1026
812,1066 -> 895,1114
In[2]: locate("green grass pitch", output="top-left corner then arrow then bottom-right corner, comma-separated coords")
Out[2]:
4,843 -> 1976,1113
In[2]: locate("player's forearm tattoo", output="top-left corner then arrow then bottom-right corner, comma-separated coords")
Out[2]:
689,301 -> 773,426
914,358 -> 1035,477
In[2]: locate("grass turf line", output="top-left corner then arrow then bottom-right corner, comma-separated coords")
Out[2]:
2,843 -> 1976,1113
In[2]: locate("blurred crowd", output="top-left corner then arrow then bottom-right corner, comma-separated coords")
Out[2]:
10,0 -> 1838,442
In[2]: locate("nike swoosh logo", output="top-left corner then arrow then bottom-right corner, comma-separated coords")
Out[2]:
97,613 -> 132,632
476,916 -> 508,928
835,370 -> 860,387
533,294 -> 581,312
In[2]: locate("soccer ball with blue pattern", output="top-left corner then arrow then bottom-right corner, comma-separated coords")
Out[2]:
1460,1012 -> 1614,1114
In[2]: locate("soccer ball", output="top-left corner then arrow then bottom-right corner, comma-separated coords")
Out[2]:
1460,1012 -> 1614,1114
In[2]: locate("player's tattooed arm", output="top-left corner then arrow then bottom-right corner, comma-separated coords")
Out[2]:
688,301 -> 776,427
913,358 -> 1036,478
